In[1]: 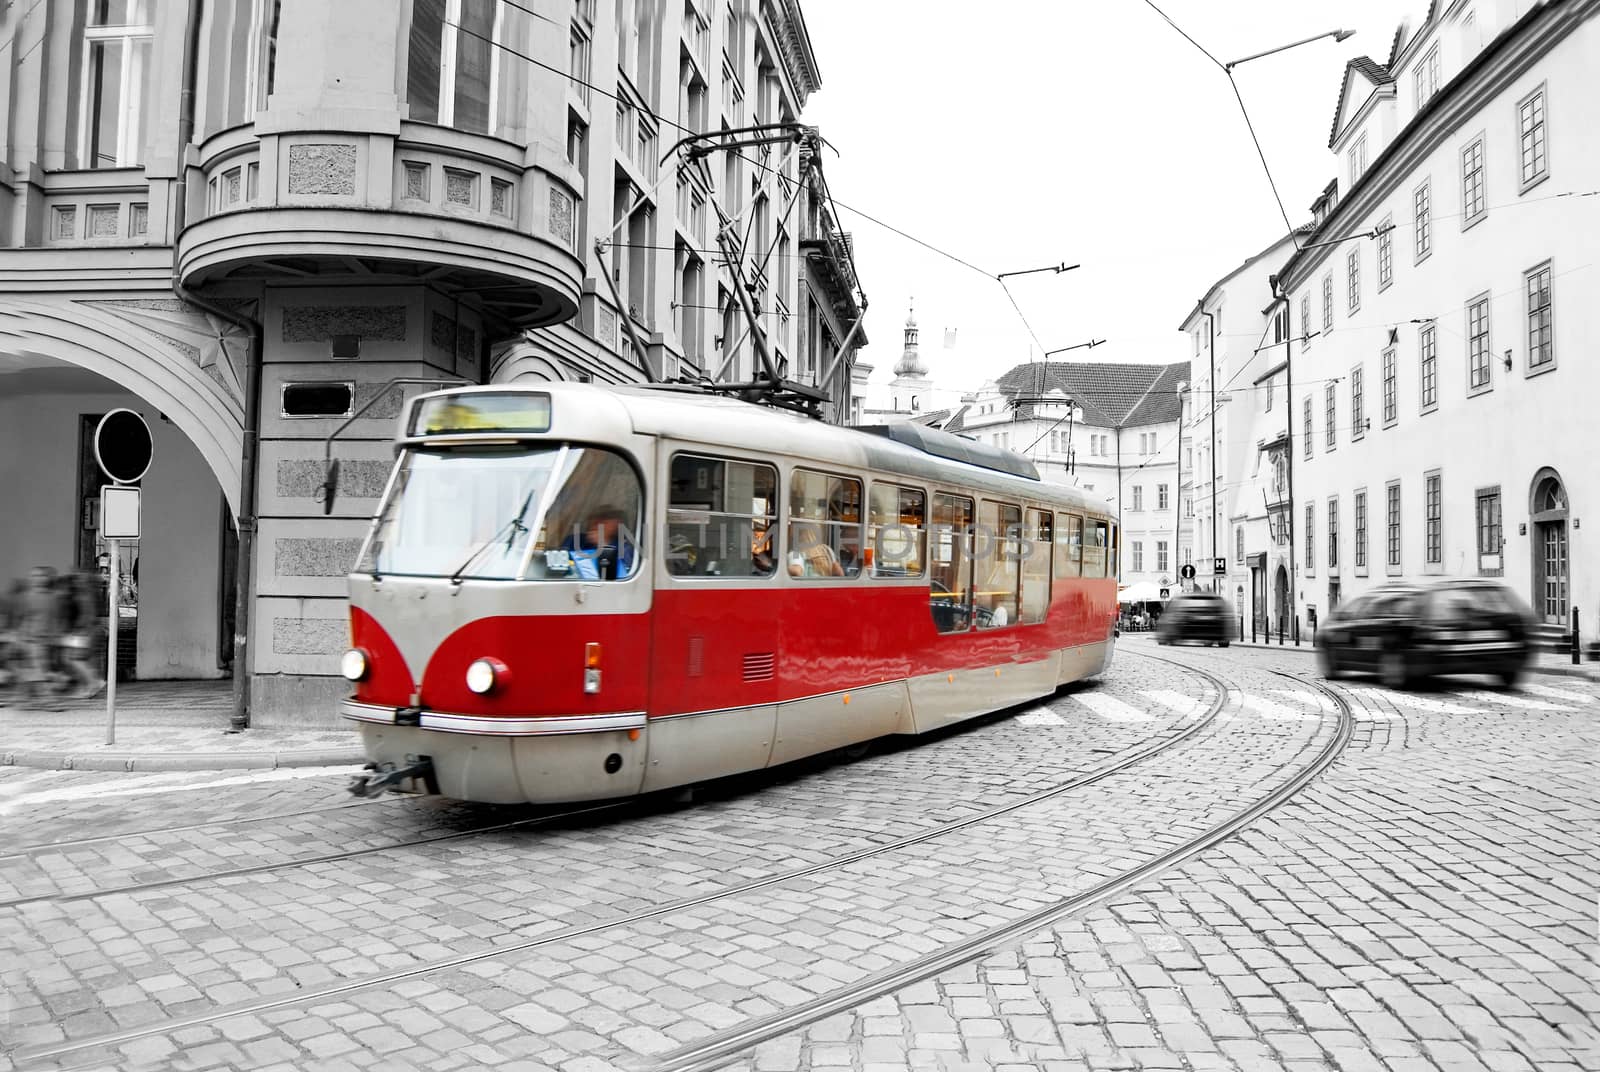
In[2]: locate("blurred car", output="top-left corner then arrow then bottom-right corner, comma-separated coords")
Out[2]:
1155,592 -> 1234,647
1314,579 -> 1533,688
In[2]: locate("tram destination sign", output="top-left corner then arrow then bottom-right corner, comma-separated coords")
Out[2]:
411,392 -> 552,436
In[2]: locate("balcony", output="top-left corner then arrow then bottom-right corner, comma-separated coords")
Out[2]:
799,228 -> 859,315
176,123 -> 582,330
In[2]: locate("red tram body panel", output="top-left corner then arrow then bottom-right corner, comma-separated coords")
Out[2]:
341,383 -> 1119,803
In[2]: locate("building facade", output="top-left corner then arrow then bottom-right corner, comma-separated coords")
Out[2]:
1273,0 -> 1597,634
1180,232 -> 1301,628
951,361 -> 1191,590
0,0 -> 851,725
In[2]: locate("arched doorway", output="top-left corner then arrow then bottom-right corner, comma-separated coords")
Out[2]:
1530,469 -> 1569,624
1274,564 -> 1290,634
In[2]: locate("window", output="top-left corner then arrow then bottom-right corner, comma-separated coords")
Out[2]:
1420,324 -> 1438,411
408,0 -> 532,139
1467,294 -> 1491,393
1518,85 -> 1547,190
1461,135 -> 1487,226
1414,181 -> 1432,262
1157,484 -> 1169,511
1328,496 -> 1339,572
868,484 -> 925,578
1425,471 -> 1442,567
1305,502 -> 1315,575
1347,248 -> 1360,313
788,469 -> 863,578
1351,365 -> 1365,439
1054,512 -> 1083,580
1156,540 -> 1169,574
1354,490 -> 1368,573
1324,383 -> 1336,450
1387,481 -> 1402,570
1349,132 -> 1368,186
1132,485 -> 1144,511
930,493 -> 974,633
666,454 -> 777,577
1184,497 -> 1193,519
1303,398 -> 1313,459
1132,540 -> 1144,573
1265,377 -> 1274,411
974,500 -> 1021,628
1020,510 -> 1052,624
1382,348 -> 1397,426
1476,487 -> 1502,575
1085,518 -> 1109,579
1377,216 -> 1394,291
1321,274 -> 1334,330
81,0 -> 155,168
1301,294 -> 1312,350
1415,44 -> 1440,108
1526,261 -> 1553,370
202,0 -> 281,137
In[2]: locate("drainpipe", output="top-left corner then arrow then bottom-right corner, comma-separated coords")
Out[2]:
1114,426 -> 1123,585
174,0 -> 264,732
1279,286 -> 1297,639
1200,307 -> 1217,592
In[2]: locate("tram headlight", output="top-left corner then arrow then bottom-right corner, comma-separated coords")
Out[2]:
340,648 -> 370,682
466,657 -> 509,695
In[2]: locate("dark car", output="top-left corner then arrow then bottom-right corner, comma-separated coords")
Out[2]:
1314,579 -> 1533,688
1155,593 -> 1234,647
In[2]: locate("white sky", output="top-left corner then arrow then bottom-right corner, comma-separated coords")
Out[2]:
799,0 -> 1429,398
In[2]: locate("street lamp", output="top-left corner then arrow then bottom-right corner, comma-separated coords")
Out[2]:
997,263 -> 1080,280
1044,339 -> 1105,357
1224,28 -> 1355,71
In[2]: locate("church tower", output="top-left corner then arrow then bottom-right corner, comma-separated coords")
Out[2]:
888,301 -> 932,411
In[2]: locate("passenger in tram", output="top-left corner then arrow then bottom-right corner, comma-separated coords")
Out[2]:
562,507 -> 637,581
787,522 -> 845,577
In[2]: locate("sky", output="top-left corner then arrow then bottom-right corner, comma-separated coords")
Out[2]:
797,0 -> 1429,401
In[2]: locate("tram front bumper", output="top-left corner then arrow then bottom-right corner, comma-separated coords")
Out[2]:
342,701 -> 648,804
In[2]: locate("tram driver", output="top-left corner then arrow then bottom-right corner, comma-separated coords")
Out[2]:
562,507 -> 638,581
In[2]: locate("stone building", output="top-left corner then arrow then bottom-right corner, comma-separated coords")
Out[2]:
0,0 -> 850,724
1274,0 -> 1598,634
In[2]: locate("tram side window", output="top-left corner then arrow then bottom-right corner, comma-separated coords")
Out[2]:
1083,518 -> 1109,578
869,484 -> 926,578
1109,523 -> 1119,577
1055,512 -> 1083,580
789,469 -> 864,578
929,493 -> 974,633
1021,509 -> 1052,623
666,454 -> 778,577
974,500 -> 1021,628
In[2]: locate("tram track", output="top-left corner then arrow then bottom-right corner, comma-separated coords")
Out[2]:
0,795 -> 400,860
1,658 -> 1217,910
16,654 -> 1231,1066
648,662 -> 1356,1072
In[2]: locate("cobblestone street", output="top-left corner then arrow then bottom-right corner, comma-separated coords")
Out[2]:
2,643 -> 1594,1072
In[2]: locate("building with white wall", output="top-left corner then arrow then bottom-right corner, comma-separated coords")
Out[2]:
1274,0 -> 1598,633
0,0 -> 850,724
951,361 -> 1191,590
1180,231 -> 1302,629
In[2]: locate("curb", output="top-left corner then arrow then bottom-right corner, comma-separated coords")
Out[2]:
0,748 -> 366,773
1163,637 -> 1600,681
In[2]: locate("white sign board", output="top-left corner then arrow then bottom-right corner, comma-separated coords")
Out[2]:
101,485 -> 141,539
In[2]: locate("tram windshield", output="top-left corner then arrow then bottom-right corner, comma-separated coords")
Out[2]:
358,445 -> 643,580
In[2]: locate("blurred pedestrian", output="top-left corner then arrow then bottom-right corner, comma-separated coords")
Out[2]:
3,567 -> 63,708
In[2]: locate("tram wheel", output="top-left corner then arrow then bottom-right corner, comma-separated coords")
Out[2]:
840,740 -> 874,761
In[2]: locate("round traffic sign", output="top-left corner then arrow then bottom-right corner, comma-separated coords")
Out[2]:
94,409 -> 153,485
1180,563 -> 1196,580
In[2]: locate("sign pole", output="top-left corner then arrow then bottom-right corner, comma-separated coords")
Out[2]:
105,540 -> 119,745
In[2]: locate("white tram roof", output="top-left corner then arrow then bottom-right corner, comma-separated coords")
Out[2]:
408,383 -> 1106,517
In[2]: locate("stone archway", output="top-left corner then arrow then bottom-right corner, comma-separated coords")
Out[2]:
1274,564 -> 1290,634
1529,467 -> 1569,624
0,297 -> 246,514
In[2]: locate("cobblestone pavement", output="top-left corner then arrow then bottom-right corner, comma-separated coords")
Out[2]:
722,643 -> 1600,1072
2,646 -> 1595,1072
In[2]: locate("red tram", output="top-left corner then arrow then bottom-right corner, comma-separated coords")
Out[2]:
340,383 -> 1119,803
